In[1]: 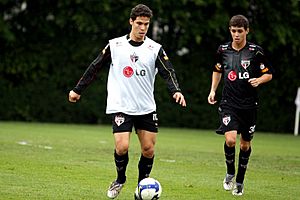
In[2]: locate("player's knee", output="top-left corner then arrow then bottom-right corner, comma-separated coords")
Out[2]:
240,137 -> 251,151
226,139 -> 236,147
142,145 -> 154,158
240,143 -> 250,151
225,131 -> 237,147
115,143 -> 129,155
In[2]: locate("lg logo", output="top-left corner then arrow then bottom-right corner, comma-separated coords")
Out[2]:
239,72 -> 249,79
136,69 -> 146,76
228,71 -> 249,81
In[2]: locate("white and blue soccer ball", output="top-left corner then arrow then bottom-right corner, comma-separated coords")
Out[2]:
135,177 -> 162,200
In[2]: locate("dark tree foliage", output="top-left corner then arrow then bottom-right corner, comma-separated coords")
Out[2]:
1,0 -> 299,132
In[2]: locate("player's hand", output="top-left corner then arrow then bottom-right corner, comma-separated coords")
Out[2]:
68,90 -> 81,103
248,78 -> 260,87
208,91 -> 217,104
173,92 -> 186,107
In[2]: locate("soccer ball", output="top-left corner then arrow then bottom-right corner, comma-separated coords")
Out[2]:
135,177 -> 162,200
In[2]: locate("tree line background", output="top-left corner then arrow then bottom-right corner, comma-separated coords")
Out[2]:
1,0 -> 300,133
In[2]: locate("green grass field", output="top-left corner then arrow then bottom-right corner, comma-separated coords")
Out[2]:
1,122 -> 299,200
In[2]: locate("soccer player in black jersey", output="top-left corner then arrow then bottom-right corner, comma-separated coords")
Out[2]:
69,4 -> 186,199
208,15 -> 273,196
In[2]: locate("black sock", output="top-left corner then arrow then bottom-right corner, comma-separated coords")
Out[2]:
138,154 -> 154,183
114,150 -> 128,184
236,147 -> 252,184
224,142 -> 235,175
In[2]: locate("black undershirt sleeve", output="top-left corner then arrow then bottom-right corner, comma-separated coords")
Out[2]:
73,44 -> 111,95
155,47 -> 182,95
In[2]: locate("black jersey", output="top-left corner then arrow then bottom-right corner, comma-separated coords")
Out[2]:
213,42 -> 272,109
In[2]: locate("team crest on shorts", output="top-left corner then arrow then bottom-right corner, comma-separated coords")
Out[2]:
115,114 -> 125,126
222,115 -> 231,126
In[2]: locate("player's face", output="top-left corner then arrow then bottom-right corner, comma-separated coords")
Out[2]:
229,26 -> 249,46
129,16 -> 150,42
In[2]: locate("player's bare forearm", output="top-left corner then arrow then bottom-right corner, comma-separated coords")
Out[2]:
208,72 -> 222,104
210,72 -> 222,92
248,74 -> 272,87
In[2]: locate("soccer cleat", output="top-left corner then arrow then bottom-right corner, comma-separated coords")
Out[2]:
107,180 -> 124,199
232,183 -> 244,196
134,194 -> 140,200
223,174 -> 235,191
134,185 -> 141,200
134,192 -> 140,200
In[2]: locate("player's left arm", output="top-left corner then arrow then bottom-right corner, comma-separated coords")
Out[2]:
249,48 -> 273,88
248,73 -> 272,87
155,47 -> 186,107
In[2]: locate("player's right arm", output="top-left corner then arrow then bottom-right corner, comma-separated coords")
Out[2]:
68,44 -> 111,103
208,45 -> 224,105
208,71 -> 222,104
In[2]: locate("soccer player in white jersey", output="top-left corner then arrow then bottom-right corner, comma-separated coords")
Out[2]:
68,4 -> 186,199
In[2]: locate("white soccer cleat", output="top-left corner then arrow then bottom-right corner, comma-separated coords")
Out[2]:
232,183 -> 244,196
107,180 -> 124,199
223,174 -> 235,191
134,186 -> 141,200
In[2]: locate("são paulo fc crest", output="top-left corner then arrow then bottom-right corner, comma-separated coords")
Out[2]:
241,60 -> 250,69
115,114 -> 125,126
130,52 -> 139,63
222,115 -> 231,126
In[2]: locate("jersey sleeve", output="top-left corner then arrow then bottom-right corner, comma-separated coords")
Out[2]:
255,46 -> 273,75
73,44 -> 111,95
155,47 -> 182,95
213,45 -> 223,73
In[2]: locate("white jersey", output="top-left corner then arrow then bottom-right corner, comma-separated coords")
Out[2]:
106,35 -> 161,115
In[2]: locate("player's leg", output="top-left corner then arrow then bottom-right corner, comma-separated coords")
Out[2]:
107,113 -> 133,199
232,137 -> 251,196
133,112 -> 158,200
232,109 -> 256,196
236,137 -> 251,184
219,105 -> 239,190
223,130 -> 237,190
107,132 -> 131,199
225,130 -> 237,174
114,132 -> 131,184
137,129 -> 157,183
135,112 -> 158,183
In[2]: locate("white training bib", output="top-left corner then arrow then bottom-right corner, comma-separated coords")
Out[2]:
106,35 -> 161,115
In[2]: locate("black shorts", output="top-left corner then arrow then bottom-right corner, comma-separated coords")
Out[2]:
217,104 -> 257,141
111,112 -> 158,133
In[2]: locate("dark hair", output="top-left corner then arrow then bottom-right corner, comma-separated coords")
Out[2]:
130,4 -> 153,20
229,15 -> 249,29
